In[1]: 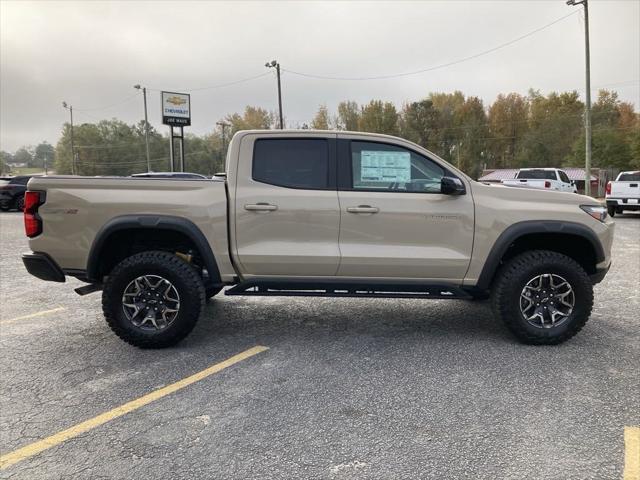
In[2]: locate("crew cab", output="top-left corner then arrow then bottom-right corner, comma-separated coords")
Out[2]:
605,171 -> 640,217
502,168 -> 577,193
22,131 -> 613,348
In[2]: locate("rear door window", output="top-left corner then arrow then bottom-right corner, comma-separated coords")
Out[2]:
618,172 -> 640,181
253,139 -> 330,189
517,170 -> 557,180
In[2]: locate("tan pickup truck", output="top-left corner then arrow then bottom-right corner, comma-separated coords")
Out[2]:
22,130 -> 614,348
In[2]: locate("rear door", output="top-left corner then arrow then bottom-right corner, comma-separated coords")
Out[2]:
233,133 -> 341,276
335,135 -> 474,281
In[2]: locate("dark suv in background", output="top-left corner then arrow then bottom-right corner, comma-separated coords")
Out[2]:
0,176 -> 38,211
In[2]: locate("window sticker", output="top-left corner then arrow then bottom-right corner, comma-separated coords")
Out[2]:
360,151 -> 411,183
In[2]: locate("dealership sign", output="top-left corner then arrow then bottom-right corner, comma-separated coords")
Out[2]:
161,91 -> 191,126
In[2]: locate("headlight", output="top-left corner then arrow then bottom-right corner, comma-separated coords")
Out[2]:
580,205 -> 608,222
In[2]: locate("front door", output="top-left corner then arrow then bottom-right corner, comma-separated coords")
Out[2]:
336,135 -> 474,282
233,134 -> 340,277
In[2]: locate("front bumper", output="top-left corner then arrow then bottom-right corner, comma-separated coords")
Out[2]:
22,252 -> 65,282
590,262 -> 611,285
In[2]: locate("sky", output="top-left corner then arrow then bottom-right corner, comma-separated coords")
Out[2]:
1,0 -> 639,152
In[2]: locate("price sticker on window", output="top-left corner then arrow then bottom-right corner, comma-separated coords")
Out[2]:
360,151 -> 411,183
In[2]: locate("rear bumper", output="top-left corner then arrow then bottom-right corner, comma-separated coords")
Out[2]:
22,252 -> 65,282
606,198 -> 640,210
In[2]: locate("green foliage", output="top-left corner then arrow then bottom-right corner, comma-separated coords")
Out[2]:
311,105 -> 331,130
358,100 -> 399,136
6,89 -> 636,179
336,101 -> 360,130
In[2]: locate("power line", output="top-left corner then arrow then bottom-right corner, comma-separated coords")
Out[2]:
75,92 -> 141,112
147,72 -> 271,93
283,10 -> 580,81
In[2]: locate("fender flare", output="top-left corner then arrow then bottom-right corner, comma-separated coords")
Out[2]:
86,214 -> 222,287
474,220 -> 605,290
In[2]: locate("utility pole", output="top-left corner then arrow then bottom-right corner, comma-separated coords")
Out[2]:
44,153 -> 48,175
62,101 -> 76,175
216,121 -> 230,173
567,0 -> 592,196
265,60 -> 284,129
134,84 -> 151,172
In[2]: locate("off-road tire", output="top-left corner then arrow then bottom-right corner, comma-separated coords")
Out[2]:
102,251 -> 205,348
607,205 -> 616,217
491,250 -> 593,345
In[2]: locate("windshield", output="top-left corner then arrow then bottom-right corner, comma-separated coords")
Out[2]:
517,170 -> 556,180
618,172 -> 640,181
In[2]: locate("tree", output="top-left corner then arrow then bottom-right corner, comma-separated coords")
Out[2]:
517,90 -> 583,168
336,101 -> 360,130
311,105 -> 331,130
33,142 -> 55,170
487,93 -> 529,168
358,100 -> 399,136
13,147 -> 33,167
398,99 -> 440,148
225,106 -> 273,133
0,151 -> 11,174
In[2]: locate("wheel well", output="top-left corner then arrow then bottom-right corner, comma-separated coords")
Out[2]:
500,233 -> 598,275
94,228 -> 204,281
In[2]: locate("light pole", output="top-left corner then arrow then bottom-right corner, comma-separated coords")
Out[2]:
567,0 -> 592,196
216,121 -> 230,172
265,60 -> 284,129
62,101 -> 76,175
134,84 -> 151,172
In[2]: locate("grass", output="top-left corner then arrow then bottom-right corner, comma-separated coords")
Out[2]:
5,167 -> 48,175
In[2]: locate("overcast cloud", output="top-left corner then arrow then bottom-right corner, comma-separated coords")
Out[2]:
1,0 -> 638,152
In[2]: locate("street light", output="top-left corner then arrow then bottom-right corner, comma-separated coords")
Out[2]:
265,60 -> 284,129
62,101 -> 76,175
134,84 -> 151,172
567,0 -> 592,196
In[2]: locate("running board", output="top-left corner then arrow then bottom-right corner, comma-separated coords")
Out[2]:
224,279 -> 471,300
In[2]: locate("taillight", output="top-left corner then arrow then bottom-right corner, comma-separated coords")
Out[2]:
606,181 -> 611,195
544,180 -> 551,188
24,191 -> 44,237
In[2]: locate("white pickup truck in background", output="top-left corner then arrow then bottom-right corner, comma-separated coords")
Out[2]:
501,168 -> 577,193
606,171 -> 640,217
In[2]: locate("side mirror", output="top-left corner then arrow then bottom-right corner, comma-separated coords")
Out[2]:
441,176 -> 466,195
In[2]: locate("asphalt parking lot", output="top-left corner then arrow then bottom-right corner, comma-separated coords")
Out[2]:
0,211 -> 639,479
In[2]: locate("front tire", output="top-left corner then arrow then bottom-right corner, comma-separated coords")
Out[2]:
102,251 -> 205,348
491,250 -> 593,345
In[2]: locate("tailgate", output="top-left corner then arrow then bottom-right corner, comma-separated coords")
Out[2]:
610,182 -> 640,198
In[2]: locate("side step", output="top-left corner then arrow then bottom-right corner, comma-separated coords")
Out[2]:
225,279 -> 471,300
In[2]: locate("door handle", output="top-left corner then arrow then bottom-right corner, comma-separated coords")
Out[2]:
244,203 -> 278,212
346,205 -> 379,214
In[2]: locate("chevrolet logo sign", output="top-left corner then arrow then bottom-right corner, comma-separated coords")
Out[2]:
166,96 -> 186,106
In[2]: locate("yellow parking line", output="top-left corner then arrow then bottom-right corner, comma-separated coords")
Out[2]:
0,345 -> 269,470
0,307 -> 66,325
626,427 -> 640,480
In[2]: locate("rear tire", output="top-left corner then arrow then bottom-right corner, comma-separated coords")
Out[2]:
102,251 -> 205,348
607,205 -> 616,217
491,250 -> 593,345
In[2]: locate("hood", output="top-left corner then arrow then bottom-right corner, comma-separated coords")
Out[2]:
471,181 -> 599,206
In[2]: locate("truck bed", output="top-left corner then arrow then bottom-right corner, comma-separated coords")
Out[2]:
26,175 -> 235,281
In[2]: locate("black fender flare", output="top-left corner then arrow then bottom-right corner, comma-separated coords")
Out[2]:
86,215 -> 222,287
475,220 -> 605,290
